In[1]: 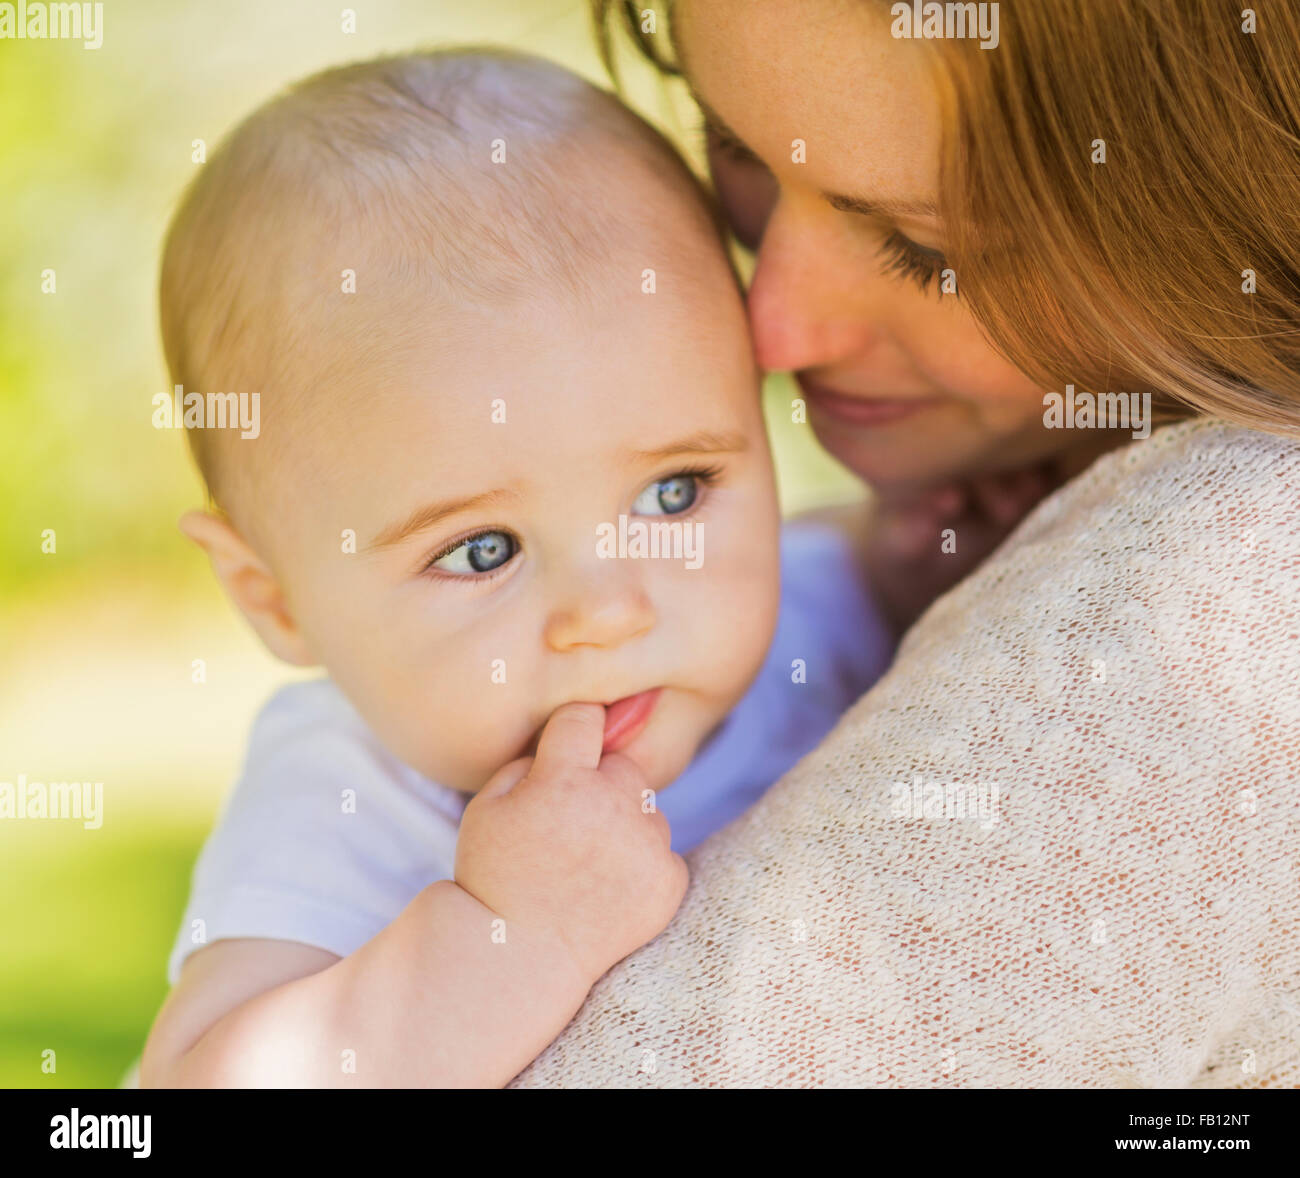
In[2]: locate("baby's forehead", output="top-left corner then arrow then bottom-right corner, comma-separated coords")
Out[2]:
270,270 -> 752,506
245,70 -> 730,400
171,51 -> 739,526
316,262 -> 749,435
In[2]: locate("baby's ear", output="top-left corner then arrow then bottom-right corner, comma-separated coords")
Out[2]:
178,510 -> 317,667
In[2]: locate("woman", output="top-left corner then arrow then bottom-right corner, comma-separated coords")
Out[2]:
509,0 -> 1300,1086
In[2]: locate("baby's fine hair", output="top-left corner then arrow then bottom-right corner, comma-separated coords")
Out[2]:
158,47 -> 722,511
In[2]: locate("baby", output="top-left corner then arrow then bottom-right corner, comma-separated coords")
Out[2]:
142,49 -> 890,1087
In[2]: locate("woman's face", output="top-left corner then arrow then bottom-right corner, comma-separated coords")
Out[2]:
675,0 -> 1085,494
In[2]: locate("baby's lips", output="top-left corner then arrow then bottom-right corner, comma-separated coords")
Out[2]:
601,688 -> 662,753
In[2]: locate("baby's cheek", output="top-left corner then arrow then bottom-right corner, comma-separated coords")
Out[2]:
363,630 -> 522,791
731,576 -> 781,688
693,551 -> 780,696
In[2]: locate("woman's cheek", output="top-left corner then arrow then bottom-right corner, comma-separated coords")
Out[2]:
902,307 -> 1039,416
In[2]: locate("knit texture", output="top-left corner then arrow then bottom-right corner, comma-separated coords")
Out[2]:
509,419 -> 1300,1088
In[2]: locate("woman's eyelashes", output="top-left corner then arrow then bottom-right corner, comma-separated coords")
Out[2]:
425,529 -> 517,578
702,120 -> 777,251
877,230 -> 952,296
708,122 -> 764,168
701,118 -> 954,297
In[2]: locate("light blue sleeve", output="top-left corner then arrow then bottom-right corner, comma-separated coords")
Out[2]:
166,679 -> 465,985
774,520 -> 897,706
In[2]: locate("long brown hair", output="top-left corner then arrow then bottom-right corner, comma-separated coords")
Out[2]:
594,0 -> 1300,436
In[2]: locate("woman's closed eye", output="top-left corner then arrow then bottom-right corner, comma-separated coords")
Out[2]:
705,118 -> 954,296
702,121 -> 778,252
708,121 -> 764,168
877,230 -> 952,296
425,529 -> 518,578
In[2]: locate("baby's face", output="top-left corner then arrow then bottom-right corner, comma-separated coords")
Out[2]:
270,256 -> 781,793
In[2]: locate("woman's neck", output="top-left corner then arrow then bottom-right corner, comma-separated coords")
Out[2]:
1050,430 -> 1136,485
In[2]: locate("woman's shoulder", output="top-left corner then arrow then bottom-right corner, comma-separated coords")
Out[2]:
972,418 -> 1300,610
904,415 -> 1300,699
1017,417 -> 1300,549
1110,414 -> 1300,486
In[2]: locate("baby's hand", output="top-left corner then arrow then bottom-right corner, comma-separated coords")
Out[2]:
454,703 -> 689,986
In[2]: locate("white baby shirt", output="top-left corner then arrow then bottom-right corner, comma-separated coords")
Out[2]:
167,523 -> 893,984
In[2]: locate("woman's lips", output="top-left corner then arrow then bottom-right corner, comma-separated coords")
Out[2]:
602,688 -> 662,753
799,376 -> 941,428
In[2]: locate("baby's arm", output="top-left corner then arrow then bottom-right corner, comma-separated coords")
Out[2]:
141,704 -> 688,1088
141,884 -> 591,1087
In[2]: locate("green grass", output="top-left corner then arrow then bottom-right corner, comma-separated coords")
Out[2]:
0,814 -> 208,1088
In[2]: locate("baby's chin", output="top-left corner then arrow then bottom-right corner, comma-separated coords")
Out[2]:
612,733 -> 683,793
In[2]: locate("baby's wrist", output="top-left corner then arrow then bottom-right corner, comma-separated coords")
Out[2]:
432,879 -> 598,1003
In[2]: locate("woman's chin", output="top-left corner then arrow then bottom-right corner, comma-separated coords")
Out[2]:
820,433 -> 971,494
815,419 -> 1067,494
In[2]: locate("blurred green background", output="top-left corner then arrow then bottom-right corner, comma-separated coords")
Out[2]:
0,0 -> 861,1088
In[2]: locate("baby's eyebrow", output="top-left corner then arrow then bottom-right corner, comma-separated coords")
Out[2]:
630,429 -> 750,464
366,488 -> 519,552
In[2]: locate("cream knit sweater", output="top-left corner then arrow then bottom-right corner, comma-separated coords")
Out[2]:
510,419 -> 1300,1088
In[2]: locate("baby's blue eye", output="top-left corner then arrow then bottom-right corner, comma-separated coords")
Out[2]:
430,530 -> 516,575
632,474 -> 699,516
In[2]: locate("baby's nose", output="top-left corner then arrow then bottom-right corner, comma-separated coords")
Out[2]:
543,576 -> 655,652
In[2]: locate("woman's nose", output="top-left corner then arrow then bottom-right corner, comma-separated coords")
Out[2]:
745,199 -> 883,374
543,570 -> 656,653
